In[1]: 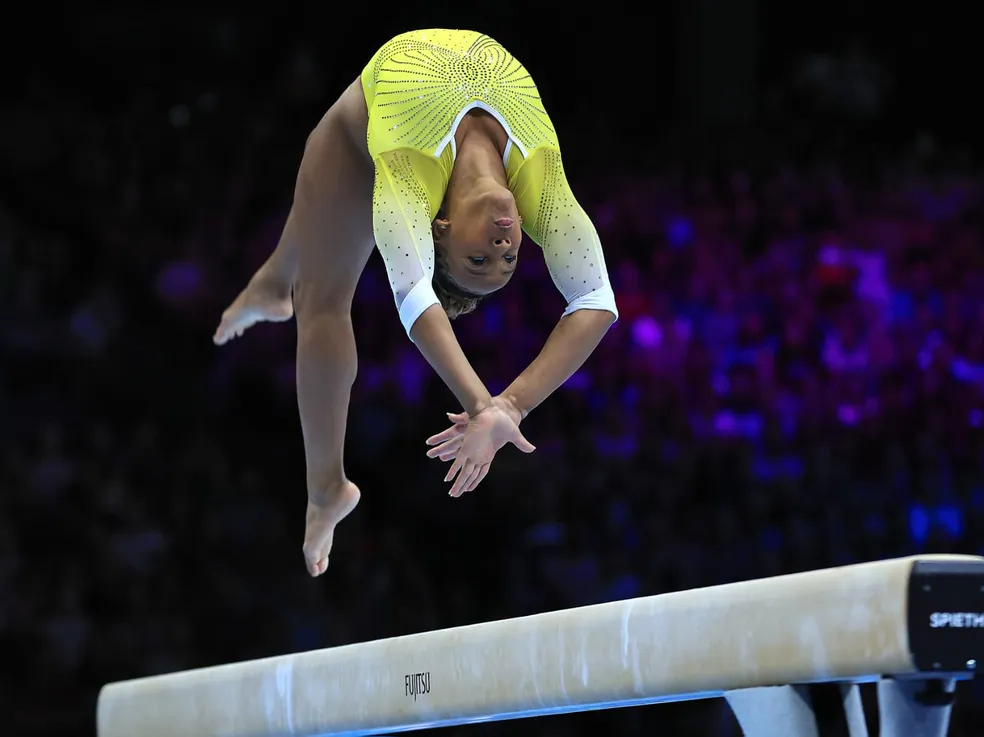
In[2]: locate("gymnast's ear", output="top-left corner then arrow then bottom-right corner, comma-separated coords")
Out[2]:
432,218 -> 450,243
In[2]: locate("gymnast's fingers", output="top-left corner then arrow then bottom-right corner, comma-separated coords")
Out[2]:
426,435 -> 463,459
426,424 -> 465,446
465,462 -> 489,493
463,462 -> 491,493
435,438 -> 464,461
454,465 -> 479,496
450,460 -> 478,497
444,456 -> 463,484
437,447 -> 460,462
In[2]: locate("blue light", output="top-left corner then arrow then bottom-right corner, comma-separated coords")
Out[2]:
907,504 -> 930,545
666,216 -> 694,248
935,504 -> 964,540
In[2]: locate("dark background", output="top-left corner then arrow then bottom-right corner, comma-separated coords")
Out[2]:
5,1 -> 984,735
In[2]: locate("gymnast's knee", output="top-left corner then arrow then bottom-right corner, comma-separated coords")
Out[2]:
295,303 -> 356,343
295,292 -> 356,353
293,275 -> 356,322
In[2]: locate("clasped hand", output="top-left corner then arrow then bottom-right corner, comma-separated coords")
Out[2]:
425,397 -> 534,497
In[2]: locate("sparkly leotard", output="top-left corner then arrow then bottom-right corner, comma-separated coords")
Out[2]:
361,29 -> 618,335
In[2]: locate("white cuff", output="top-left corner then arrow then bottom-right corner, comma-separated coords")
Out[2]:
562,284 -> 618,321
399,280 -> 441,337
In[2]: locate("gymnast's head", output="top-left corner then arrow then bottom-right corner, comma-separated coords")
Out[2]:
431,184 -> 523,319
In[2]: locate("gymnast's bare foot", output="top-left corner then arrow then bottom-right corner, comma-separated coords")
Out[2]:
213,275 -> 293,345
302,480 -> 361,577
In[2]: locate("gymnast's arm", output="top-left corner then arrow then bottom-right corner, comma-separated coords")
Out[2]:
501,307 -> 615,419
371,154 -> 493,417
410,305 -> 493,416
503,153 -> 618,419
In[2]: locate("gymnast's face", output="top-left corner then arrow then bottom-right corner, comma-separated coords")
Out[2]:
434,187 -> 522,296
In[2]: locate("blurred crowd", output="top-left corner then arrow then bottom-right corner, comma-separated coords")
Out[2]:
6,51 -> 984,737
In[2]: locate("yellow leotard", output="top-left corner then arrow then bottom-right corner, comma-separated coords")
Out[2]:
361,29 -> 618,335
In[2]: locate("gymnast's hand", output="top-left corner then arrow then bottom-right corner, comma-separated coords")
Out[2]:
426,401 -> 533,497
425,396 -> 523,461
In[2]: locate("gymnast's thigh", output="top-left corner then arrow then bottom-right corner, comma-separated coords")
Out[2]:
293,79 -> 376,311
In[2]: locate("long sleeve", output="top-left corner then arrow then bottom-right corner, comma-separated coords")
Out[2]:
372,150 -> 444,336
510,148 -> 618,320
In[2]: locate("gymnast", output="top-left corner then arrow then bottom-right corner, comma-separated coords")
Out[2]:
213,29 -> 618,577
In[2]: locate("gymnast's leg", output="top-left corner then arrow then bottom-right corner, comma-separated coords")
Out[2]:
215,81 -> 376,576
293,84 -> 376,577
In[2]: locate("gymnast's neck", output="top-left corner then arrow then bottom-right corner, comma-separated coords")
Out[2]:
449,111 -> 511,192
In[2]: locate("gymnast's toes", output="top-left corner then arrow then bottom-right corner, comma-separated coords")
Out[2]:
304,551 -> 329,577
302,481 -> 360,578
302,534 -> 332,577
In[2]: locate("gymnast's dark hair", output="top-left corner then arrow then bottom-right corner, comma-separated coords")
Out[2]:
432,244 -> 484,320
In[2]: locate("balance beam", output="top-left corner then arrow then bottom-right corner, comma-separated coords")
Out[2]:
97,555 -> 984,737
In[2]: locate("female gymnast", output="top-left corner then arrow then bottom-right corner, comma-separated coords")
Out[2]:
213,29 -> 619,577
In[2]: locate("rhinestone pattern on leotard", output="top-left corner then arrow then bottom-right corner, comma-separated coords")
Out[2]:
372,150 -> 434,306
366,29 -> 558,155
517,148 -> 610,304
